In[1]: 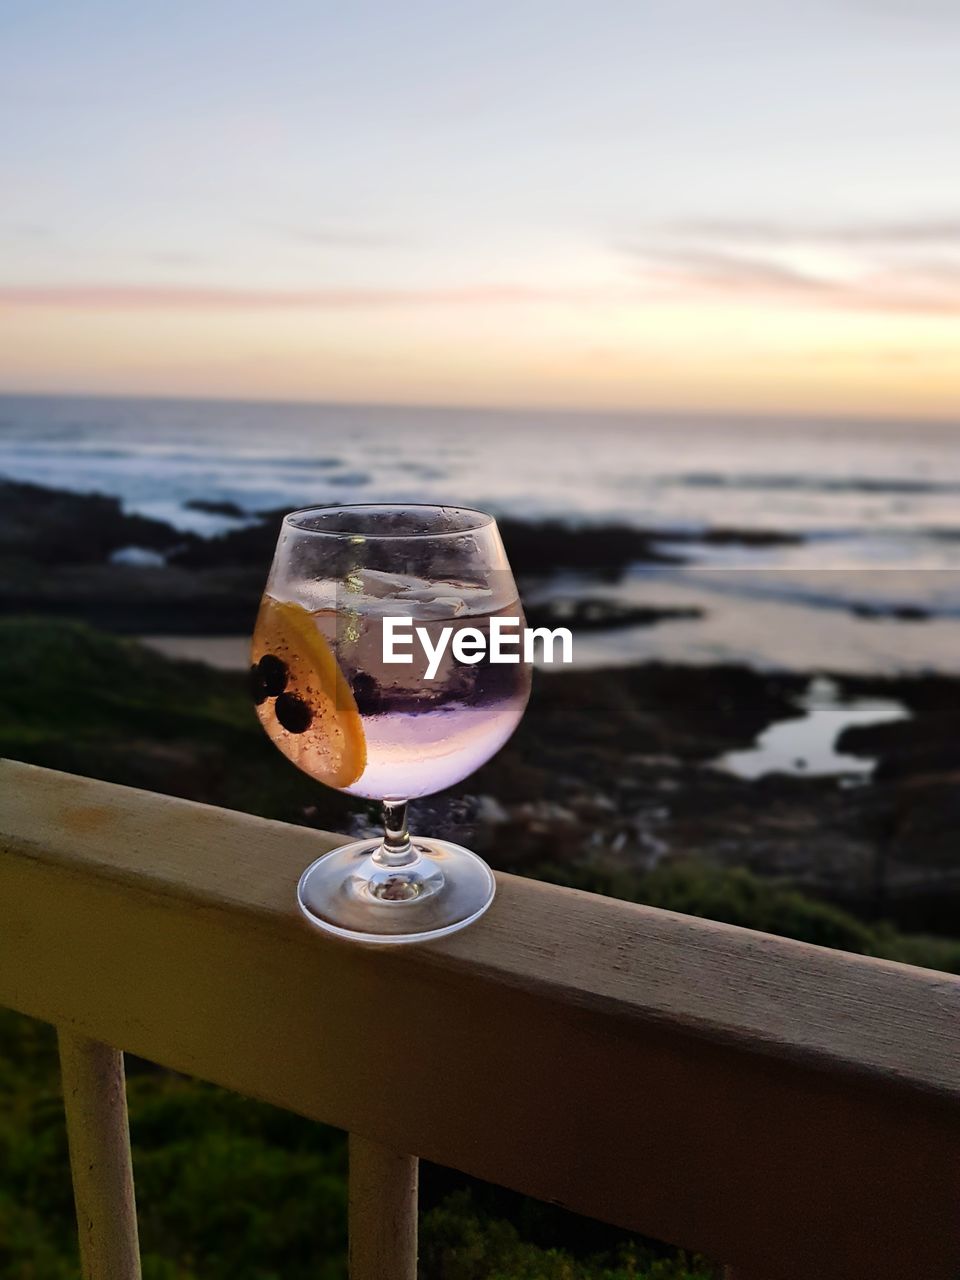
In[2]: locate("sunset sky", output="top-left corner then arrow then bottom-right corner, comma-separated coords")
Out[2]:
2,0 -> 959,417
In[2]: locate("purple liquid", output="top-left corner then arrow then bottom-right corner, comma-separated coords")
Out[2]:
327,601 -> 531,799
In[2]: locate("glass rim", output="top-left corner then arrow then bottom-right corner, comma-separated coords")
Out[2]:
281,502 -> 496,540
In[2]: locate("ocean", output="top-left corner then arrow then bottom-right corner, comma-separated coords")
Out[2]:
2,392 -> 959,678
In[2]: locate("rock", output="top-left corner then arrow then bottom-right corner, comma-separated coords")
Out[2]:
474,795 -> 510,825
0,476 -> 193,564
514,800 -> 578,824
524,597 -> 702,632
168,508 -> 287,569
496,517 -> 682,576
692,527 -> 802,547
837,701 -> 960,782
463,661 -> 960,931
183,498 -> 248,519
851,603 -> 930,621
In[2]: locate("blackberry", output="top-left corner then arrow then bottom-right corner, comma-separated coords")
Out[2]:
257,653 -> 288,697
275,692 -> 313,733
351,671 -> 382,714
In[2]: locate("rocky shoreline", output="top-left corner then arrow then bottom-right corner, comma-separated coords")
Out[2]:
0,476 -> 793,634
2,475 -> 959,949
449,662 -> 960,937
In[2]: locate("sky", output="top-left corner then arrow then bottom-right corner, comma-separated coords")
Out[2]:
1,0 -> 959,417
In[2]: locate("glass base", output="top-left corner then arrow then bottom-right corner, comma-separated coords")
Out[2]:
296,837 -> 496,944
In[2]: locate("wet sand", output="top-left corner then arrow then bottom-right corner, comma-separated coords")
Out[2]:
140,634 -> 250,670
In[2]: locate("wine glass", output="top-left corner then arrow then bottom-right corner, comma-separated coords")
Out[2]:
251,504 -> 531,943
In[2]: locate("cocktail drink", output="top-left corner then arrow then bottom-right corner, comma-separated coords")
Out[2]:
251,505 -> 531,942
253,579 -> 526,800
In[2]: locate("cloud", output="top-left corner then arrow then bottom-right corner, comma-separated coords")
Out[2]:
6,235 -> 960,319
626,246 -> 829,292
619,212 -> 960,315
661,217 -> 960,247
0,282 -> 594,310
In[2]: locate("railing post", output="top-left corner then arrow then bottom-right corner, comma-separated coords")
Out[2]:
58,1029 -> 142,1280
348,1133 -> 418,1280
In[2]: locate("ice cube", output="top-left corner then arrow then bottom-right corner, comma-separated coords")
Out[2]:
349,568 -> 412,599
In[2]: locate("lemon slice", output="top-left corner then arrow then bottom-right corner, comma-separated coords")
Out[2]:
253,596 -> 366,789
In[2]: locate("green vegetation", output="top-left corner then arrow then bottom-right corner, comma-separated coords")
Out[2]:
0,616 -> 352,828
544,861 -> 960,974
0,1008 -> 711,1279
1,616 -> 957,1276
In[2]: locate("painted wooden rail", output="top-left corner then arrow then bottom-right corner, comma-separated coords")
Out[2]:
1,759 -> 959,1280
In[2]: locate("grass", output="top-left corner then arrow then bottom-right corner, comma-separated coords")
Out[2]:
0,615 -> 352,828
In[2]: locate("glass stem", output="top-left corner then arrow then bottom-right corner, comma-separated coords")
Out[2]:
375,800 -> 416,868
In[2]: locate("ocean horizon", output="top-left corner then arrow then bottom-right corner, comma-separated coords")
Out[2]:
3,391 -> 959,676
2,389 -> 959,533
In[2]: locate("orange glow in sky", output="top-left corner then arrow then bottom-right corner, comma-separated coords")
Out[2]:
2,2 -> 959,419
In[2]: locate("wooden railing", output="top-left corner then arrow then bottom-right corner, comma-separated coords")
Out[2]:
1,758 -> 959,1280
